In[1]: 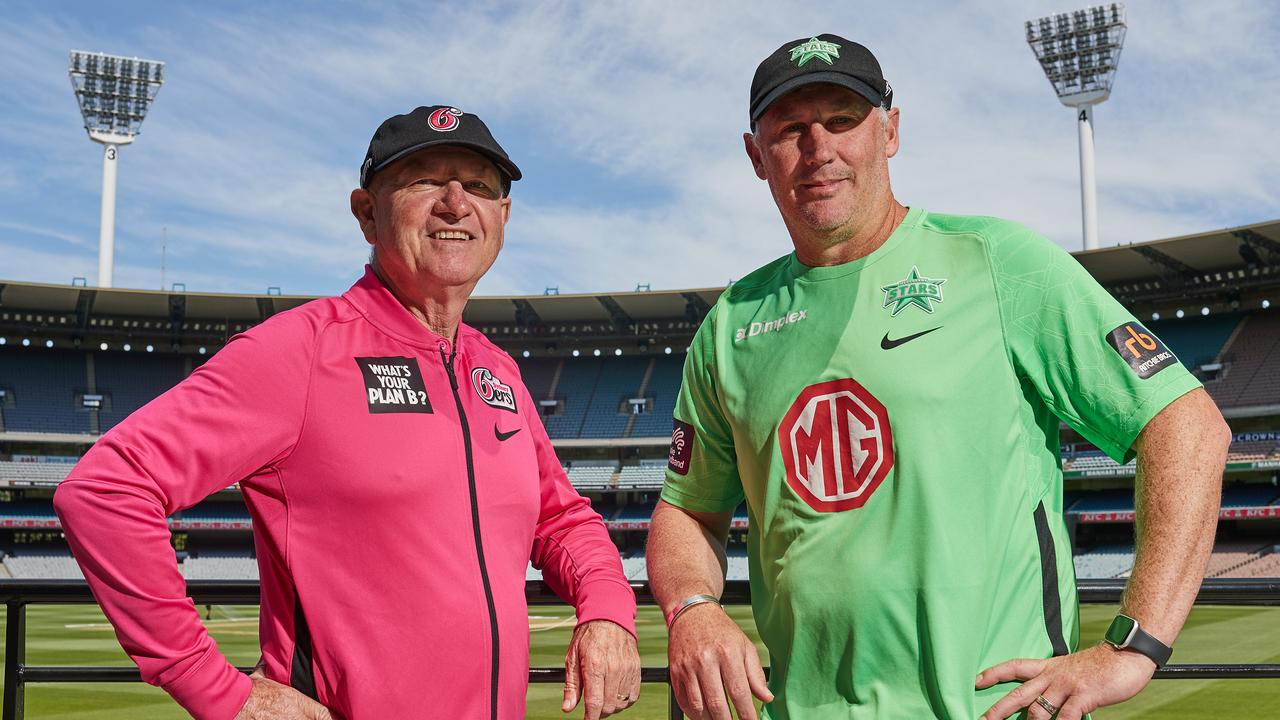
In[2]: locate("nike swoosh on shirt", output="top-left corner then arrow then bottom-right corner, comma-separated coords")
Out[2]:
495,426 -> 522,442
880,326 -> 942,350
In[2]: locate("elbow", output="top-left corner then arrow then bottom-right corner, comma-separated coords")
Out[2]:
1207,405 -> 1231,454
1214,416 -> 1232,451
52,479 -> 85,526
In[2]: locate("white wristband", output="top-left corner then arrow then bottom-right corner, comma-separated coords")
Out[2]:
665,593 -> 721,628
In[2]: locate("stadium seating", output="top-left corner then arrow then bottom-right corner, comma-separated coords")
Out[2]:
0,348 -> 91,433
1148,313 -> 1242,368
614,502 -> 656,524
1220,550 -> 1280,578
518,357 -> 559,405
1220,485 -> 1280,508
95,352 -> 186,430
616,461 -> 666,489
3,550 -> 84,579
0,460 -> 72,486
1065,454 -> 1135,476
183,553 -> 258,580
566,461 -> 619,489
0,501 -> 59,522
726,546 -> 749,581
1204,543 -> 1271,578
1206,311 -> 1280,408
1068,490 -> 1134,514
627,355 -> 683,438
579,356 -> 650,439
620,552 -> 649,580
1229,439 -> 1280,462
524,354 -> 684,440
1072,545 -> 1135,579
540,357 -> 602,439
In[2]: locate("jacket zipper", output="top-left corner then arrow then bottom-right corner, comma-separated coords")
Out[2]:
442,346 -> 500,720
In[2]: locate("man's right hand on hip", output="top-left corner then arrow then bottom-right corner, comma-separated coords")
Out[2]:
234,670 -> 337,720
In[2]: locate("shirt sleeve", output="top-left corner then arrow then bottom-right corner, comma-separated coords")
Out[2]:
52,320 -> 316,720
990,223 -> 1203,463
520,375 -> 637,637
660,304 -> 745,513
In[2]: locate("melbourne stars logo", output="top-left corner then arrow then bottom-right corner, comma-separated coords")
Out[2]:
881,266 -> 947,316
789,37 -> 841,67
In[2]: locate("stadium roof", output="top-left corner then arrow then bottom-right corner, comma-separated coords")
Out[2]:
1075,218 -> 1280,305
1,219 -> 1277,328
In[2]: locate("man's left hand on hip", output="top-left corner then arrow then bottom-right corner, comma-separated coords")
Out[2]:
976,643 -> 1157,719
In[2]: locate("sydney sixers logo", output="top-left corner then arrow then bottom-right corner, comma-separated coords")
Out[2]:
428,107 -> 463,132
472,367 -> 517,413
779,378 -> 894,512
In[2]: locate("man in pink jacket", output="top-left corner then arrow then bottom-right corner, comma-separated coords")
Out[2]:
54,106 -> 640,720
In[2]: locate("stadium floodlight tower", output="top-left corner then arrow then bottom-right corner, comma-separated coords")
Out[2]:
68,50 -> 165,288
1025,3 -> 1127,251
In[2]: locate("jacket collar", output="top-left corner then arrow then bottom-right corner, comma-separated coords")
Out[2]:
342,265 -> 469,354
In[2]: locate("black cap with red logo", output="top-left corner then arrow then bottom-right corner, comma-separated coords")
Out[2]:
359,105 -> 523,193
749,34 -> 892,126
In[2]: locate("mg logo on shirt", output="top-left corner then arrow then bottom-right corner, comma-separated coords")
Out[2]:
779,378 -> 894,512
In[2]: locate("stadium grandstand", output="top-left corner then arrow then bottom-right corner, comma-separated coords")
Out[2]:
1,219 -> 1279,586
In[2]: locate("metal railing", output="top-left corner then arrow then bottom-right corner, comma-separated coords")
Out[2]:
2,578 -> 1279,719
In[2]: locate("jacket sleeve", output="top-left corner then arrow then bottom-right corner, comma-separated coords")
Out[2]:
521,384 -> 637,637
53,322 -> 315,720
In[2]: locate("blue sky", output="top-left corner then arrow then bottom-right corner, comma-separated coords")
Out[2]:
1,1 -> 1276,297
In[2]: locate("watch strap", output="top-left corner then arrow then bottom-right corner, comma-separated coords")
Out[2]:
1107,614 -> 1173,667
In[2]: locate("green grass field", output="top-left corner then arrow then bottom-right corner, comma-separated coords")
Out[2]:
1,603 -> 1276,718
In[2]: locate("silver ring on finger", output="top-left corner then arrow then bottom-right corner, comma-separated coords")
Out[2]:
616,694 -> 630,702
1034,695 -> 1060,715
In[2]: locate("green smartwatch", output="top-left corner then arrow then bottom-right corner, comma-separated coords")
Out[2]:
1104,613 -> 1173,667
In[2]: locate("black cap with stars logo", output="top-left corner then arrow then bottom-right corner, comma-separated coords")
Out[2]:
749,34 -> 892,126
359,105 -> 522,194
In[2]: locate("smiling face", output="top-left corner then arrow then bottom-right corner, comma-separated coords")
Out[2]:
745,83 -> 900,253
351,146 -> 511,298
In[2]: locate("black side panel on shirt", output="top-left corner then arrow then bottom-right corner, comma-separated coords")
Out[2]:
1033,501 -> 1070,657
291,597 -> 319,701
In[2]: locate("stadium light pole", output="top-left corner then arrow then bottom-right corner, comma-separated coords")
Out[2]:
1025,4 -> 1127,251
68,51 -> 165,288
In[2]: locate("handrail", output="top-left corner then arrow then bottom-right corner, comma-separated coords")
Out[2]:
2,578 -> 1279,720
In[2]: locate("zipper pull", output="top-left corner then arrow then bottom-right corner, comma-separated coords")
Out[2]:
440,344 -> 459,390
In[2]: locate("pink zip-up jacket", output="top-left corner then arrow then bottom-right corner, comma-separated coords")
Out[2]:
53,267 -> 636,720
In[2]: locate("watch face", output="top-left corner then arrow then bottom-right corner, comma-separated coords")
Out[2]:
1106,614 -> 1137,646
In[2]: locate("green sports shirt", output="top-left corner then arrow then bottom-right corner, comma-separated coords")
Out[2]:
661,207 -> 1201,719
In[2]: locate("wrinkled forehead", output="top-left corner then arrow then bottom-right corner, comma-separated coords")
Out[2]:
757,83 -> 873,126
380,145 -> 502,182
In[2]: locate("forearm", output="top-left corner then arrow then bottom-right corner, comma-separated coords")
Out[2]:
645,500 -> 731,617
55,472 -> 251,719
1122,389 -> 1229,644
534,512 -> 637,636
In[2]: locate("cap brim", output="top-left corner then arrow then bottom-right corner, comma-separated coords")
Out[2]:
366,138 -> 523,187
750,73 -> 884,123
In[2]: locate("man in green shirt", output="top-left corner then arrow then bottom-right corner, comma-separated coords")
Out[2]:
647,33 -> 1230,720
